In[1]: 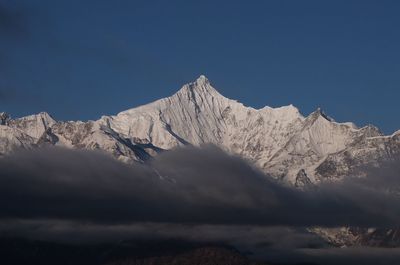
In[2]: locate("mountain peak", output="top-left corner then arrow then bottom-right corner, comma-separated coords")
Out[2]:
312,107 -> 333,122
17,112 -> 56,124
175,75 -> 222,100
189,75 -> 212,90
195,74 -> 209,85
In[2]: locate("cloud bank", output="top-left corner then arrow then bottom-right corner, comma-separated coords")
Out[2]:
1,145 -> 400,264
0,145 -> 399,228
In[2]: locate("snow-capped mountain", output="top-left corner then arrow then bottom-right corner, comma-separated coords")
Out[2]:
1,75 -> 399,186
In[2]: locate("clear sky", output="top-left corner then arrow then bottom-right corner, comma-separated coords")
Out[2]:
0,0 -> 399,133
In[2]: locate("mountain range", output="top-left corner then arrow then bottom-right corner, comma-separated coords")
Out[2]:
1,75 -> 399,188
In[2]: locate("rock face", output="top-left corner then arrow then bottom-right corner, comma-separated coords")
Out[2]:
1,75 -> 399,184
310,227 -> 400,247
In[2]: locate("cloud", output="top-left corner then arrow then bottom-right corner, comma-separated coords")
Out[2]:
1,145 -> 400,264
2,220 -> 400,265
0,145 -> 399,228
265,247 -> 400,265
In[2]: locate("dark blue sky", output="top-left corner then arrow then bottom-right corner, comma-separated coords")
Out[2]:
1,0 -> 399,133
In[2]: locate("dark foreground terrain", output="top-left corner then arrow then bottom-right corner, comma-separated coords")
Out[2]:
0,238 -> 277,265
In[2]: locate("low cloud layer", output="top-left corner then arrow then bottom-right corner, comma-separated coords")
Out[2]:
0,145 -> 399,228
1,145 -> 400,264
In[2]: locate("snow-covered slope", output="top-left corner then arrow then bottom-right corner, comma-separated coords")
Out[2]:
0,125 -> 36,154
98,75 -> 306,174
8,112 -> 56,140
1,75 -> 399,185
